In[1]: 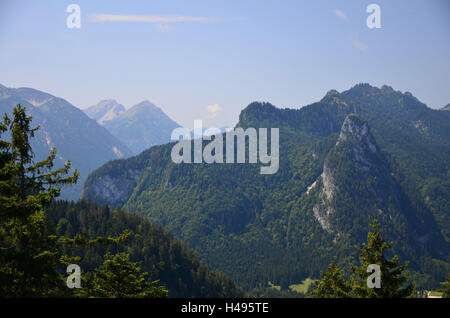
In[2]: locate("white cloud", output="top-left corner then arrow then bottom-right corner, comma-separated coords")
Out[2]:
334,9 -> 348,21
89,14 -> 217,24
206,104 -> 223,118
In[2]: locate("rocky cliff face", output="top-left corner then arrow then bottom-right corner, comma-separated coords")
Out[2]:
336,115 -> 378,167
311,114 -> 443,260
313,165 -> 336,232
314,114 -> 402,235
81,167 -> 142,207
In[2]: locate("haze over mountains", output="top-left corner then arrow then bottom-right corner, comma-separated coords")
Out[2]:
0,84 -> 132,200
82,84 -> 450,290
85,99 -> 181,155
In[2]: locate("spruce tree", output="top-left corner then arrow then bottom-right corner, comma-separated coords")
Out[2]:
79,252 -> 168,298
310,263 -> 353,298
310,220 -> 415,298
350,220 -> 415,298
0,105 -> 167,298
0,104 -> 79,297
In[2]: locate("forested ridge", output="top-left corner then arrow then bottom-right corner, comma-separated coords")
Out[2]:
46,200 -> 244,298
2,83 -> 450,297
82,84 -> 450,291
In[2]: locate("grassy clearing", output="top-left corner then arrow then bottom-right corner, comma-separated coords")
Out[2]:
289,278 -> 314,294
267,278 -> 314,294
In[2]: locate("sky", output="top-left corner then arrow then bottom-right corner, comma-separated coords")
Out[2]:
1,0 -> 449,128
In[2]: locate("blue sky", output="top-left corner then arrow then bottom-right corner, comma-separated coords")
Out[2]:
1,0 -> 449,128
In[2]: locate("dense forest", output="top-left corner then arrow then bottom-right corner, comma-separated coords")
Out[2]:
82,84 -> 450,291
46,200 -> 244,298
0,104 -> 242,298
2,87 -> 450,297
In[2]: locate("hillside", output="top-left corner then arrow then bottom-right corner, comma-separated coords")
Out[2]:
82,84 -> 450,289
0,84 -> 132,200
46,200 -> 244,298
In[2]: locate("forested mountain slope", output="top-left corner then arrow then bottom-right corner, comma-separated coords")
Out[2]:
46,201 -> 244,298
82,84 -> 450,289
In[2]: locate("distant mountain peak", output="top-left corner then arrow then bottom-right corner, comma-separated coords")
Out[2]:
347,83 -> 393,96
241,101 -> 276,113
441,104 -> 450,111
349,82 -> 374,92
325,89 -> 339,97
97,99 -> 119,106
137,99 -> 155,106
348,83 -> 418,98
84,99 -> 126,124
237,102 -> 280,129
337,114 -> 376,151
336,114 -> 382,171
132,100 -> 160,111
102,100 -> 180,155
320,89 -> 351,110
381,84 -> 394,92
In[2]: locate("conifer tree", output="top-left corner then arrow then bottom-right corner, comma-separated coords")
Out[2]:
0,104 -> 79,297
78,252 -> 168,298
439,274 -> 450,298
310,263 -> 353,298
350,220 -> 415,298
310,220 -> 415,298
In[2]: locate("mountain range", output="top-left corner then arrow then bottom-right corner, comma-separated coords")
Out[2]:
0,84 -> 132,200
81,84 -> 450,290
84,100 -> 180,155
